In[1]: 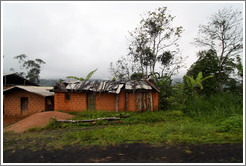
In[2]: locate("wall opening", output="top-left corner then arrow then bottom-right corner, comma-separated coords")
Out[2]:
20,97 -> 28,114
45,96 -> 54,111
65,93 -> 70,100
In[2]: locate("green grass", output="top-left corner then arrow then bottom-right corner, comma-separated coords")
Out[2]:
61,113 -> 242,146
183,92 -> 243,123
3,92 -> 243,150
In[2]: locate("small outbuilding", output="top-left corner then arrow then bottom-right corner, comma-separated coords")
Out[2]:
3,73 -> 38,90
3,86 -> 54,117
54,79 -> 159,112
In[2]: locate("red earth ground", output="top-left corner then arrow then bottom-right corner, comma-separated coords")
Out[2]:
4,111 -> 73,133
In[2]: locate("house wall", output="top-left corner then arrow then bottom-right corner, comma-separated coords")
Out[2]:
3,89 -> 45,116
54,92 -> 87,112
152,92 -> 159,111
127,92 -> 137,111
54,91 -> 159,112
95,93 -> 116,111
118,92 -> 126,111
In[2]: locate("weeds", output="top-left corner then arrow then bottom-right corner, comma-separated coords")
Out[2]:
4,92 -> 243,149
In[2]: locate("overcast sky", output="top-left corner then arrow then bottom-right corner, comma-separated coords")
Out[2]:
2,1 -> 244,80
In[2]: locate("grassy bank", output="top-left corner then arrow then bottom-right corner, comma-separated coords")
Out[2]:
3,93 -> 243,150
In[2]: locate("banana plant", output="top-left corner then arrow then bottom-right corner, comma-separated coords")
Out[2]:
66,68 -> 98,81
184,72 -> 213,96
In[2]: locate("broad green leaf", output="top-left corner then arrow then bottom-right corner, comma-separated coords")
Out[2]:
85,68 -> 98,81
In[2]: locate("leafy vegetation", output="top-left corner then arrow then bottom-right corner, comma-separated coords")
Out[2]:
4,92 -> 242,151
186,49 -> 219,95
51,93 -> 243,146
109,6 -> 184,80
184,72 -> 213,96
194,7 -> 243,93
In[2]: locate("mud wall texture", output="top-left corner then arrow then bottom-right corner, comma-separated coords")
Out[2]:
54,91 -> 159,112
4,89 -> 45,116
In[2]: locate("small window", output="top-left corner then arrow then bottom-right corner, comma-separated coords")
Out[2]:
65,93 -> 70,100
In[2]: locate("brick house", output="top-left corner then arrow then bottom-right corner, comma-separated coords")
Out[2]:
3,73 -> 54,118
3,86 -> 54,117
54,79 -> 159,112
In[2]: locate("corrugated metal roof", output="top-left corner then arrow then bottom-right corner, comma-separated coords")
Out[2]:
3,85 -> 54,97
55,80 -> 159,94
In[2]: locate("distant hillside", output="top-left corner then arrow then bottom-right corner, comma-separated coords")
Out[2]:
39,79 -> 58,87
172,77 -> 183,85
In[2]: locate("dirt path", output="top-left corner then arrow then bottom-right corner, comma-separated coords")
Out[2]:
3,143 -> 243,163
4,111 -> 73,133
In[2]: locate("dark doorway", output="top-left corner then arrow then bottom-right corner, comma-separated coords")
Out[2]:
45,96 -> 54,111
87,93 -> 96,110
20,97 -> 28,114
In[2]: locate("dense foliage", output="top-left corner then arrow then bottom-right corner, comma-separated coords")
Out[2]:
194,7 -> 243,93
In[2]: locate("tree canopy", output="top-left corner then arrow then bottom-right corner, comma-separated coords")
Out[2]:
110,6 -> 184,80
11,54 -> 46,84
194,7 -> 243,92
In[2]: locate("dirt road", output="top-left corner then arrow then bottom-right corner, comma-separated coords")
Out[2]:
3,143 -> 243,163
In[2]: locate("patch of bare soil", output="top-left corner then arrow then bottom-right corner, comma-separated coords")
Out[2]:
3,115 -> 30,126
4,111 -> 73,133
3,143 -> 243,163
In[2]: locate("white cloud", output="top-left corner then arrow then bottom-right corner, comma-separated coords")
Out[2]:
2,1 -> 244,79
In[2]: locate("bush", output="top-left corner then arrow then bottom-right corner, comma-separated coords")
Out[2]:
154,75 -> 174,110
219,115 -> 243,132
182,92 -> 243,123
44,118 -> 61,129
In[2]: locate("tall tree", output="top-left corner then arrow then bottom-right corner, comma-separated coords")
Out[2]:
11,54 -> 46,84
109,56 -> 140,81
128,6 -> 184,78
194,7 -> 243,92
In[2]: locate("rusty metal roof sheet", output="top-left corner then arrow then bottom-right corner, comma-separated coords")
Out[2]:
55,80 -> 159,94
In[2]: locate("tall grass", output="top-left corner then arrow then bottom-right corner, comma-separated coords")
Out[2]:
183,92 -> 243,124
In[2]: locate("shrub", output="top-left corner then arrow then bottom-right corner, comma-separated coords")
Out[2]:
219,115 -> 243,132
44,118 -> 61,129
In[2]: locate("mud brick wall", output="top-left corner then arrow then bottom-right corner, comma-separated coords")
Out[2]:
4,89 -> 45,116
118,92 -> 126,111
54,92 -> 86,112
54,91 -> 159,112
95,93 -> 116,111
152,92 -> 159,111
127,92 -> 137,111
